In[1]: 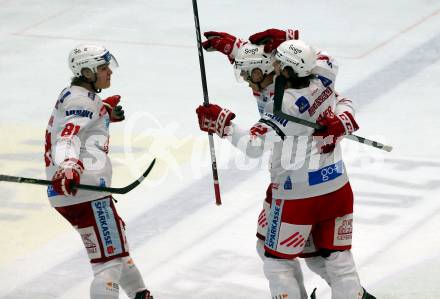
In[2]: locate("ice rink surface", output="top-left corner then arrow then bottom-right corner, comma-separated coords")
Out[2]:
1,0 -> 440,298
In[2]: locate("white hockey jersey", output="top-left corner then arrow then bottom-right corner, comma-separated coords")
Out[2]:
44,86 -> 112,207
228,52 -> 355,200
252,82 -> 275,117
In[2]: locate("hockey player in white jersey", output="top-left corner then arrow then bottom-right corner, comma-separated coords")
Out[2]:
196,37 -> 376,298
44,44 -> 153,299
203,29 -> 312,299
202,29 -> 374,299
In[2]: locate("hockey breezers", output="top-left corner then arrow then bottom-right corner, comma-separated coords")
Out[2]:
273,76 -> 393,152
0,158 -> 156,194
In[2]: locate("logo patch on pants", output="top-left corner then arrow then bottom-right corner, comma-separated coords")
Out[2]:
265,199 -> 283,250
334,213 -> 353,246
92,198 -> 123,257
78,226 -> 101,260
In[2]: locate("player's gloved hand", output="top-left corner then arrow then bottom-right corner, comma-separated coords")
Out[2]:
52,158 -> 84,196
202,31 -> 246,63
103,95 -> 125,122
313,111 -> 359,153
196,104 -> 236,138
249,28 -> 299,53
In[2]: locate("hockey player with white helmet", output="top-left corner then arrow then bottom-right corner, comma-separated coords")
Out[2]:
202,30 -> 309,299
202,29 -> 373,299
233,43 -> 276,115
197,33 -> 376,298
44,44 -> 153,299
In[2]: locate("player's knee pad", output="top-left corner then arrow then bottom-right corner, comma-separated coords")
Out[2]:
259,241 -> 307,298
118,256 -> 147,299
304,256 -> 330,284
263,257 -> 302,299
324,250 -> 363,299
90,259 -> 124,299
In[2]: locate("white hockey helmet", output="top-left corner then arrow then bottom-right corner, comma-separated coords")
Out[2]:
234,43 -> 274,82
68,44 -> 119,77
274,39 -> 316,77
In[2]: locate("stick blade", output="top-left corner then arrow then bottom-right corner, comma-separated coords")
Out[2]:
111,158 -> 156,194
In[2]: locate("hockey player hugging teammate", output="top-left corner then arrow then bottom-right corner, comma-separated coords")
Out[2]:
197,28 -> 375,299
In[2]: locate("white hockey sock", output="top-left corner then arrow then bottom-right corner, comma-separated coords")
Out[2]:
257,240 -> 308,299
324,250 -> 363,299
118,256 -> 147,299
305,256 -> 331,285
263,257 -> 302,299
90,260 -> 123,299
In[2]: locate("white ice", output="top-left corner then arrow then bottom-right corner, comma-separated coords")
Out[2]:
0,0 -> 440,298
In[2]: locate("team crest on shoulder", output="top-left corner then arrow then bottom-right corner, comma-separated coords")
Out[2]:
87,92 -> 96,101
295,96 -> 310,114
317,75 -> 333,87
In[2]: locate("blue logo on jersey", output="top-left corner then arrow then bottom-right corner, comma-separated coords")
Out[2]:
284,176 -> 292,190
55,90 -> 71,109
88,92 -> 96,101
264,112 -> 289,127
317,75 -> 333,87
59,91 -> 71,103
47,185 -> 59,197
308,160 -> 344,186
66,109 -> 94,119
295,96 -> 310,114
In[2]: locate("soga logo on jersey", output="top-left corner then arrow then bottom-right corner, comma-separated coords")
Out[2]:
92,198 -> 123,257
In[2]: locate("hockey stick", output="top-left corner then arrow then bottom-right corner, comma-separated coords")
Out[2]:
273,76 -> 393,152
0,158 -> 156,194
191,0 -> 222,205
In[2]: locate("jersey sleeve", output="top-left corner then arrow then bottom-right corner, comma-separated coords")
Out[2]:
52,94 -> 99,166
334,92 -> 355,116
227,119 -> 283,159
311,50 -> 339,82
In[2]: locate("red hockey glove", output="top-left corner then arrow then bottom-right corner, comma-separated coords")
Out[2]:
103,95 -> 125,122
249,28 -> 299,53
196,104 -> 236,138
52,158 -> 84,196
202,31 -> 246,63
313,111 -> 359,153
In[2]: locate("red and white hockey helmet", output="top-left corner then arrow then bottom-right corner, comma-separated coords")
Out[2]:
68,44 -> 119,77
274,39 -> 316,77
234,43 -> 274,82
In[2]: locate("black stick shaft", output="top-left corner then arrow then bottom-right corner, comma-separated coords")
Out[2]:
273,76 -> 392,152
0,175 -> 115,192
0,158 -> 156,195
192,0 -> 222,205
